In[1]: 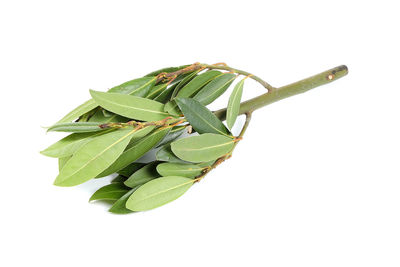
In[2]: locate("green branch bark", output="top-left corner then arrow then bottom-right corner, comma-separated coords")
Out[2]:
213,65 -> 348,120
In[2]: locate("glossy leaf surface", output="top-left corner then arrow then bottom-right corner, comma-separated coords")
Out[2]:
124,162 -> 160,188
157,163 -> 204,178
98,127 -> 170,177
126,176 -> 194,211
227,78 -> 245,129
194,73 -> 236,105
89,183 -> 130,202
171,133 -> 234,162
175,98 -> 229,135
54,128 -> 137,186
90,90 -> 170,121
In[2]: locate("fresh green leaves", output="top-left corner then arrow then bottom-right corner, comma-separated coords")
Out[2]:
176,70 -> 222,98
47,122 -> 105,133
194,73 -> 236,105
56,99 -> 98,124
227,78 -> 245,129
89,183 -> 130,202
157,163 -> 205,178
175,98 -> 229,135
90,90 -> 171,121
124,162 -> 160,188
171,133 -> 235,162
54,128 -> 138,186
126,176 -> 194,211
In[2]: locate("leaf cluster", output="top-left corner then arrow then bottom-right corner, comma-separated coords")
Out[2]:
42,63 -> 247,213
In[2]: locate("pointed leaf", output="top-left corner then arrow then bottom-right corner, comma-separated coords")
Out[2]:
108,76 -> 156,97
156,126 -> 186,148
56,99 -> 98,124
55,77 -> 155,124
117,162 -> 146,177
156,144 -> 188,163
144,65 -> 190,77
47,122 -> 105,133
194,73 -> 236,105
157,163 -> 205,178
58,157 -> 70,171
89,183 -> 130,202
146,83 -> 168,99
171,133 -> 235,162
54,128 -> 138,187
176,98 -> 229,135
90,90 -> 171,121
126,176 -> 194,211
227,78 -> 245,129
108,187 -> 139,214
98,127 -> 170,177
124,162 -> 160,188
177,70 -> 222,98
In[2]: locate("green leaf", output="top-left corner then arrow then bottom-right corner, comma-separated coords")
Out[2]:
41,132 -> 99,158
194,73 -> 236,105
175,98 -> 229,135
56,99 -> 98,124
164,100 -> 182,117
156,126 -> 186,148
108,77 -> 156,97
157,163 -> 205,178
111,175 -> 127,183
176,70 -> 222,98
55,77 -> 155,124
98,127 -> 170,177
126,176 -> 194,211
58,157 -> 70,171
227,78 -> 245,129
156,144 -> 188,163
146,83 -> 169,99
117,162 -> 146,177
171,69 -> 201,99
124,162 -> 160,188
171,133 -> 235,162
108,187 -> 139,214
89,183 -> 130,202
90,90 -> 171,122
47,122 -> 105,133
144,65 -> 190,77
153,83 -> 176,103
88,108 -> 128,123
54,128 -> 139,187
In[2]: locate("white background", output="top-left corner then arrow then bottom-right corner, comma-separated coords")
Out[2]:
1,1 -> 399,266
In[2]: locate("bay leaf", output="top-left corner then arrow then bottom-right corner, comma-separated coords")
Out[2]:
58,157 -> 71,171
126,176 -> 194,211
175,98 -> 229,135
171,133 -> 235,162
144,65 -> 190,77
98,127 -> 170,177
89,183 -> 130,202
108,187 -> 139,214
170,69 -> 201,99
194,73 -> 236,105
124,162 -> 160,188
56,77 -> 155,124
47,122 -> 105,133
156,144 -> 188,163
146,83 -> 168,99
176,70 -> 222,98
156,163 -> 205,178
54,128 -> 138,187
90,90 -> 171,121
117,162 -> 146,177
153,83 -> 176,103
227,78 -> 245,129
156,125 -> 186,148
